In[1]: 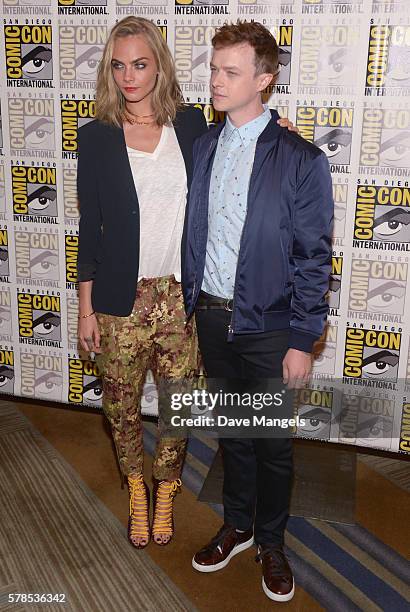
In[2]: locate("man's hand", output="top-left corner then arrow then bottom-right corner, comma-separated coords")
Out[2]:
282,348 -> 312,388
277,117 -> 300,134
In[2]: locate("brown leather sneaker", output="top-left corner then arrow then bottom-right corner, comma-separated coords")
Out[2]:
192,524 -> 254,573
256,546 -> 295,602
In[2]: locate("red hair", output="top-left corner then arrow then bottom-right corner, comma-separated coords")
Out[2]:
212,21 -> 279,75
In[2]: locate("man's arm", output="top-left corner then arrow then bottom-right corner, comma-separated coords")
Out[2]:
283,151 -> 333,386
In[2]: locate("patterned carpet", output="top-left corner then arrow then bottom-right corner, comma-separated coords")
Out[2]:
142,422 -> 410,612
357,454 -> 410,493
1,399 -> 409,611
0,402 -> 196,612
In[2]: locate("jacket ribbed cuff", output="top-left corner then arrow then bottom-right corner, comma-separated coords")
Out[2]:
288,328 -> 318,353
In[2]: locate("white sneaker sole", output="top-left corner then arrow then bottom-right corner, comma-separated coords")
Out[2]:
192,536 -> 254,573
262,577 -> 295,602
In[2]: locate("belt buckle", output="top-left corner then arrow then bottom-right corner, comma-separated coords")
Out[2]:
225,298 -> 233,312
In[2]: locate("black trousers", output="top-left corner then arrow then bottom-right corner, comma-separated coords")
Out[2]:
195,308 -> 293,547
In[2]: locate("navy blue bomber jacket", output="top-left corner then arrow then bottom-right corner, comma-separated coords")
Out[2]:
181,110 -> 334,353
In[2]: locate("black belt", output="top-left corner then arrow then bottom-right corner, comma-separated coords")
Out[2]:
195,291 -> 233,312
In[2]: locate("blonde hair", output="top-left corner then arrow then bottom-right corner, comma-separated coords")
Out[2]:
96,17 -> 183,127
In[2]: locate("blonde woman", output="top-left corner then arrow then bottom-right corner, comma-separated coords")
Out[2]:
77,16 -> 297,550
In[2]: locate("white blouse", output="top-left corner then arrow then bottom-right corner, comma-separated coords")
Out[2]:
126,124 -> 187,282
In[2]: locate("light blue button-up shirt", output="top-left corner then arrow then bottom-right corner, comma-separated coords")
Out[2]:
202,106 -> 272,299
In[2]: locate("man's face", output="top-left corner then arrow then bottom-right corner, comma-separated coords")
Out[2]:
210,43 -> 272,115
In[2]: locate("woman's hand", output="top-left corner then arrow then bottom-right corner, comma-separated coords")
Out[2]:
78,314 -> 101,355
277,117 -> 300,134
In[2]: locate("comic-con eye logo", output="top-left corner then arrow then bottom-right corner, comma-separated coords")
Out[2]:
328,256 -> 342,311
0,350 -> 14,394
0,289 -> 12,340
11,166 -> 57,223
261,26 -> 292,95
400,402 -> 410,453
175,25 -> 215,95
353,185 -> 410,246
59,26 -> 107,88
348,258 -> 407,320
294,387 -> 333,440
299,25 -> 359,94
276,27 -> 292,87
175,0 -> 229,16
343,327 -> 401,384
61,99 -> 95,159
8,96 -> 55,157
15,231 -> 59,286
296,105 -> 353,171
58,0 -> 106,5
339,392 -> 394,448
312,324 -> 338,377
68,358 -> 102,407
4,26 -> 53,87
359,107 -> 410,173
0,229 -> 9,282
65,233 -> 78,289
366,26 -> 410,96
17,292 -> 62,347
20,352 -> 63,400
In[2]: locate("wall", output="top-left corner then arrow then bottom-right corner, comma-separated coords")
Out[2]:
0,0 -> 409,452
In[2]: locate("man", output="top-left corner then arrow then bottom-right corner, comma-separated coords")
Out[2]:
182,22 -> 333,602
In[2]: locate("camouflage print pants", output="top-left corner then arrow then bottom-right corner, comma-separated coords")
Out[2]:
96,276 -> 198,480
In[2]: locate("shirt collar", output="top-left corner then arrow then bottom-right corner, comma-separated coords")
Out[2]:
222,104 -> 272,147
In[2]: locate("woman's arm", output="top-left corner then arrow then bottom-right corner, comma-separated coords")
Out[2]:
77,124 -> 102,354
77,124 -> 102,283
78,280 -> 101,354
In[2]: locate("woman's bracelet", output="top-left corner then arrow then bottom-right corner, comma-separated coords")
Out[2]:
79,310 -> 95,319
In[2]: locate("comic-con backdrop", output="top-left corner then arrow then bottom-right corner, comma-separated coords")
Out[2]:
1,0 -> 410,453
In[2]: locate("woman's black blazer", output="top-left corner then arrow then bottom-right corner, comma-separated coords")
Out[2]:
77,105 -> 208,316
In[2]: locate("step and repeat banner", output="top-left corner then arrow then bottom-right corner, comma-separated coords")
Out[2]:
0,0 -> 410,453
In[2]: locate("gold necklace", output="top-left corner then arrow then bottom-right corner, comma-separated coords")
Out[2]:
123,110 -> 155,126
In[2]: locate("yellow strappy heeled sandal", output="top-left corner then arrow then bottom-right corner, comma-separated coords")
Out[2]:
128,474 -> 150,549
152,479 -> 182,545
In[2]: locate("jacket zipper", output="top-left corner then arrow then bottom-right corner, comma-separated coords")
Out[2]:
193,139 -> 218,316
227,152 -> 257,341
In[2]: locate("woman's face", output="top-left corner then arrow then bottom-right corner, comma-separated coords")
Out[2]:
111,34 -> 158,105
